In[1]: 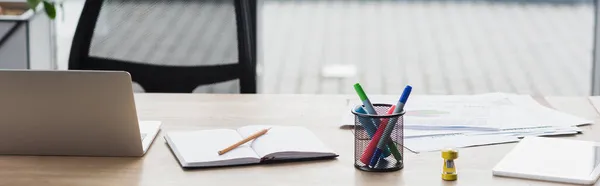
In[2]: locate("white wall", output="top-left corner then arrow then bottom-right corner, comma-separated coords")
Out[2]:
55,0 -> 84,70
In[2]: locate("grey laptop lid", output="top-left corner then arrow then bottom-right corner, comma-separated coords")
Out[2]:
0,70 -> 144,156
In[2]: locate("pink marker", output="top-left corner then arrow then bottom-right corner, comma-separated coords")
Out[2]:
359,105 -> 396,165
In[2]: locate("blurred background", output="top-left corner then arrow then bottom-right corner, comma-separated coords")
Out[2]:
52,0 -> 595,95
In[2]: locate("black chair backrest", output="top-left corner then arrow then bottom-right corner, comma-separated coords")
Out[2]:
69,0 -> 256,93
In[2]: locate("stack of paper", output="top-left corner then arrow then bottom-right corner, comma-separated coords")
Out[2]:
341,93 -> 593,153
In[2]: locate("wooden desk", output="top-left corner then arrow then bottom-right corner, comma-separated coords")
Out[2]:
1,94 -> 599,186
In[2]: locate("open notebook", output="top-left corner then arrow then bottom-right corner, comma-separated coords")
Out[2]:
164,125 -> 338,168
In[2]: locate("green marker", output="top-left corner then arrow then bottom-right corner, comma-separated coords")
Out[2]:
353,83 -> 402,161
353,83 -> 379,117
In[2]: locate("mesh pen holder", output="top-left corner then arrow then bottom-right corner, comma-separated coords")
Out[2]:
352,103 -> 404,172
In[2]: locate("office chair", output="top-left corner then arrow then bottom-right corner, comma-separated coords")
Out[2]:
68,0 -> 256,93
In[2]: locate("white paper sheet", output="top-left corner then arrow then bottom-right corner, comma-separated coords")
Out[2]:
342,93 -> 592,130
341,92 -> 592,152
404,134 -> 520,153
402,126 -> 582,152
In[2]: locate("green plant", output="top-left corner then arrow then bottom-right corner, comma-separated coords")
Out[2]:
27,0 -> 56,19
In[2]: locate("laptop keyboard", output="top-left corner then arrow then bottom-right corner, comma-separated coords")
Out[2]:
141,133 -> 147,141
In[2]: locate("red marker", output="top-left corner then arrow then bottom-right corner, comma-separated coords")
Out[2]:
359,105 -> 396,165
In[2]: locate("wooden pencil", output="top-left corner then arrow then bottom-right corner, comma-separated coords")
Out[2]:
218,128 -> 271,155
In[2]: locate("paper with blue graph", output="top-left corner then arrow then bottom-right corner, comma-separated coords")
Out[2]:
342,93 -> 593,152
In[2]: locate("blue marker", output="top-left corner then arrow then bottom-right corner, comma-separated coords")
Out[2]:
354,106 -> 378,136
369,85 -> 412,167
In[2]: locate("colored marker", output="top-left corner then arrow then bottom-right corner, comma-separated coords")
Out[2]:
360,105 -> 395,164
353,83 -> 380,126
370,85 -> 412,166
354,106 -> 378,136
354,106 -> 393,158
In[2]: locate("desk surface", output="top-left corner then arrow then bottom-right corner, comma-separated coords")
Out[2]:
1,94 -> 599,186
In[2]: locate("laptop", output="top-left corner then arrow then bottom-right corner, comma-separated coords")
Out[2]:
0,70 -> 161,157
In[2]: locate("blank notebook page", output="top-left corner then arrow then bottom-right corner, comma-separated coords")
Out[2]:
493,137 -> 600,182
237,125 -> 333,158
166,129 -> 259,164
